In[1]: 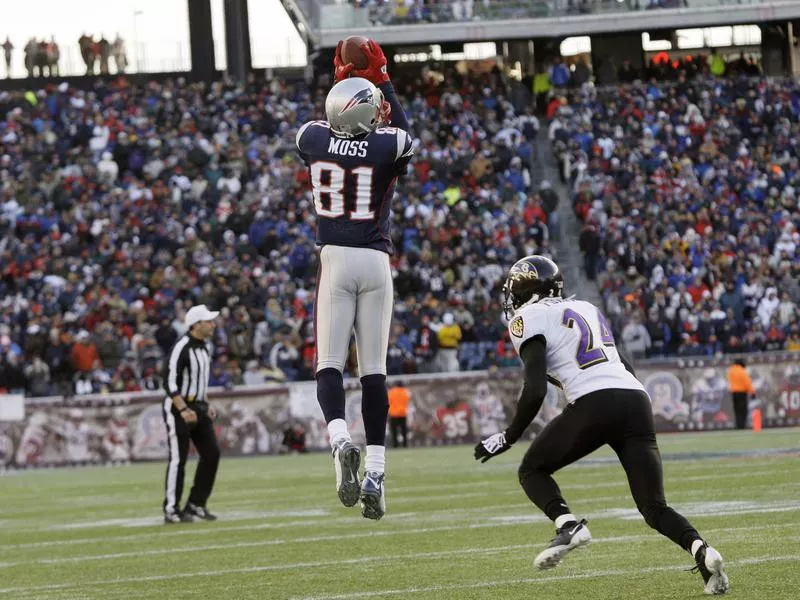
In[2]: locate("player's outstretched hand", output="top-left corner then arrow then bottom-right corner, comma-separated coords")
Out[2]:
334,40 -> 354,82
474,431 -> 512,463
352,40 -> 390,86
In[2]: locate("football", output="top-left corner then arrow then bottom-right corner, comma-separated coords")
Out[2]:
340,36 -> 370,70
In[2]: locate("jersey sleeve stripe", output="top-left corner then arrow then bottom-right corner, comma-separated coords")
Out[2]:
395,130 -> 414,161
395,130 -> 405,161
295,121 -> 330,151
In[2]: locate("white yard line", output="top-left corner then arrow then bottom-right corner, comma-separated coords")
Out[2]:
4,467 -> 792,533
0,530 -> 792,596
0,517 -> 787,571
3,491 -> 798,554
294,554 -> 800,600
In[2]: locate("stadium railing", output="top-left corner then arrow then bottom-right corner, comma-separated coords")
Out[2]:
2,351 -> 796,470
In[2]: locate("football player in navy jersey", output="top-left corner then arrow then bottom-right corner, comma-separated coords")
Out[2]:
474,256 -> 729,595
296,40 -> 413,520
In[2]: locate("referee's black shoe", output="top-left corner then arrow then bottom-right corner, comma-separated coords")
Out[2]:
184,502 -> 218,521
164,510 -> 194,524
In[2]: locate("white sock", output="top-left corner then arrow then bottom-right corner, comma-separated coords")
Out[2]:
555,513 -> 577,529
691,539 -> 705,557
364,445 -> 385,474
328,419 -> 350,447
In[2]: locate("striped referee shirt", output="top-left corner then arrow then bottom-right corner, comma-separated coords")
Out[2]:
163,334 -> 212,404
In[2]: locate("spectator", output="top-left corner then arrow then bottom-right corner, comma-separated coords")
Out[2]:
98,35 -> 111,74
621,314 -> 651,359
777,292 -> 797,326
243,360 -> 266,386
579,220 -> 601,281
269,331 -> 299,381
435,313 -> 462,372
71,331 -> 101,374
281,422 -> 307,453
112,34 -> 127,73
0,353 -> 27,393
24,356 -> 51,397
757,288 -> 780,327
410,315 -> 436,373
2,37 -> 12,77
549,58 -> 571,89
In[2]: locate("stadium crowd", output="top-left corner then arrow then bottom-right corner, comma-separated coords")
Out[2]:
0,70 -> 552,396
553,73 -> 800,358
1,55 -> 798,398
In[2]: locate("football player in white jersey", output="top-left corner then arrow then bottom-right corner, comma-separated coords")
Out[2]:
473,255 -> 729,595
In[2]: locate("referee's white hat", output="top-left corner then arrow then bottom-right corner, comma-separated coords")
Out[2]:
185,304 -> 220,328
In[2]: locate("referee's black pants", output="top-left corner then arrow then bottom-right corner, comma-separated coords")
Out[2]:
517,388 -> 701,552
162,399 -> 220,514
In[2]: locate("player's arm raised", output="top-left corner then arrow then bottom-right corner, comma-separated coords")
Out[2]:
351,40 -> 409,132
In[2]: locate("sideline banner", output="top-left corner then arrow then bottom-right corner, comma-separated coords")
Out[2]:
1,353 -> 797,468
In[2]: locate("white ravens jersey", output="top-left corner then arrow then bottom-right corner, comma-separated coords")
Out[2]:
508,297 -> 645,403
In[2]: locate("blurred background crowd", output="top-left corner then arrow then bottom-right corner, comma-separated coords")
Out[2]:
554,76 -> 800,359
0,51 -> 797,398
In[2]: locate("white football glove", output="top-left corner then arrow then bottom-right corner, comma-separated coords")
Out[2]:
474,431 -> 512,463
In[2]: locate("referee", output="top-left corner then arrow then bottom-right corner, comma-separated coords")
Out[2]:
162,304 -> 221,524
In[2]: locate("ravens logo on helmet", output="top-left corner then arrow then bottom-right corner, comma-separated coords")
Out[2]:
502,255 -> 564,319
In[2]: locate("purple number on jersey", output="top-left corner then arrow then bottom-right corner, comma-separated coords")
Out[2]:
597,310 -> 616,347
561,308 -> 610,369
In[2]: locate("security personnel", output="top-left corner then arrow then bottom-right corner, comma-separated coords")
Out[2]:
388,381 -> 411,448
162,304 -> 221,523
727,359 -> 755,430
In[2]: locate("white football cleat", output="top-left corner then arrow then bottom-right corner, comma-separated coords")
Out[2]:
534,519 -> 592,570
693,543 -> 729,595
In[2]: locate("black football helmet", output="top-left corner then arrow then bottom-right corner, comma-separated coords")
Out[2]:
502,255 -> 564,319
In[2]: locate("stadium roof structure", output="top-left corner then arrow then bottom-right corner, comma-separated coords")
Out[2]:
287,0 -> 800,48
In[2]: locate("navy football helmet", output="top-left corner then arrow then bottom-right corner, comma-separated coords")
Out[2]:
502,255 -> 564,319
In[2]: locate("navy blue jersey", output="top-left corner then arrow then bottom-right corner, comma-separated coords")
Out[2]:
296,120 -> 414,254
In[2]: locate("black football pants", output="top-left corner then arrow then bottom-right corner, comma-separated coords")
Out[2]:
732,392 -> 748,430
162,399 -> 220,514
517,388 -> 701,552
390,416 -> 408,448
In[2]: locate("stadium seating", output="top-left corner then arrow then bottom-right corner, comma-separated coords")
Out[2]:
554,74 -> 800,358
0,74 -> 550,395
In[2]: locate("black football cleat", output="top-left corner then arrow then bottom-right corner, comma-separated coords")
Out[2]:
164,511 -> 194,524
184,503 -> 217,521
332,439 -> 361,507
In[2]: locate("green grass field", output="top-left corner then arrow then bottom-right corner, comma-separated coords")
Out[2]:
2,429 -> 799,600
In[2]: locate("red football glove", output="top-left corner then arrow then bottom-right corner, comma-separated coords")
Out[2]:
352,40 -> 390,86
333,40 -> 354,83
